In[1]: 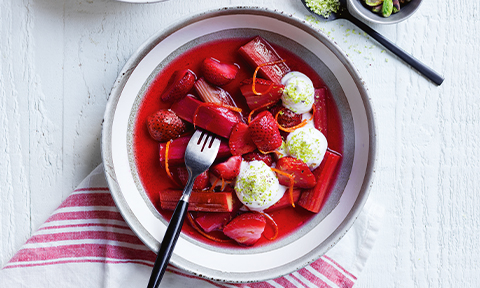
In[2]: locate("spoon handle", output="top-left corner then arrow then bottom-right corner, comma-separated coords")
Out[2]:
346,15 -> 444,86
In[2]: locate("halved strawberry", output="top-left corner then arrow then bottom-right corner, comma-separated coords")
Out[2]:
275,156 -> 316,189
160,69 -> 196,102
172,166 -> 210,190
194,77 -> 236,106
201,57 -> 239,86
223,212 -> 266,246
242,151 -> 273,167
269,104 -> 302,128
240,78 -> 284,110
210,155 -> 242,180
229,122 -> 256,156
248,111 -> 282,152
147,109 -> 187,142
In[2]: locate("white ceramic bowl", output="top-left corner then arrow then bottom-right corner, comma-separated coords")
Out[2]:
102,7 -> 376,283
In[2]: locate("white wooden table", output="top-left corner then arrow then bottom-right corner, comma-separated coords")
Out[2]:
1,0 -> 478,286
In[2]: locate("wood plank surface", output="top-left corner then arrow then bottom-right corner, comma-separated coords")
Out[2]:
1,0 -> 479,287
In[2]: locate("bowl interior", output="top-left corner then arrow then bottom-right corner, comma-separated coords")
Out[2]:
348,0 -> 422,24
102,8 -> 375,283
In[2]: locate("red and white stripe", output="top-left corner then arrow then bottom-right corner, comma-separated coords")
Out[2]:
2,187 -> 357,288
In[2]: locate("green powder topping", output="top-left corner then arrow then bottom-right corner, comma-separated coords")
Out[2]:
305,0 -> 341,19
235,163 -> 275,205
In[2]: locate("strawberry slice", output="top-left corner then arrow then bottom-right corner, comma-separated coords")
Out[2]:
248,111 -> 282,152
210,155 -> 242,180
146,109 -> 187,142
172,166 -> 210,190
159,135 -> 231,166
238,36 -> 291,83
242,151 -> 273,167
160,69 -> 196,102
275,156 -> 317,189
313,88 -> 327,137
194,77 -> 236,106
201,57 -> 239,86
159,189 -> 233,212
298,150 -> 342,213
229,122 -> 256,156
194,212 -> 232,233
223,212 -> 266,246
240,78 -> 284,110
269,104 -> 302,128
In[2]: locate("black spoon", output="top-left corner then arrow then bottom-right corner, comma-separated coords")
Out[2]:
301,0 -> 444,86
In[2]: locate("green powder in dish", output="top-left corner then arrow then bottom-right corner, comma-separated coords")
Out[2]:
305,0 -> 341,18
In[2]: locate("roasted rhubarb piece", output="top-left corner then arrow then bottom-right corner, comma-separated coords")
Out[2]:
210,155 -> 242,180
275,156 -> 317,189
194,77 -> 236,106
223,212 -> 266,246
298,150 -> 342,213
229,122 -> 256,156
201,58 -> 239,86
146,109 -> 187,142
160,69 -> 196,102
248,111 -> 282,152
171,95 -> 240,138
238,36 -> 291,83
159,135 -> 231,166
240,78 -> 284,110
264,189 -> 302,213
159,189 -> 233,212
313,88 -> 327,137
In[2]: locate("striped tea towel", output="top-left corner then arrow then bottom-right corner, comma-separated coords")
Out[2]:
0,164 -> 383,287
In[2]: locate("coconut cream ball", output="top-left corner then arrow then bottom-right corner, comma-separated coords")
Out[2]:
286,126 -> 328,170
235,160 -> 286,211
280,71 -> 315,114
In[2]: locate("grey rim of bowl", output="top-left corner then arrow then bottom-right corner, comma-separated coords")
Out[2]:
101,6 -> 377,283
348,0 -> 423,25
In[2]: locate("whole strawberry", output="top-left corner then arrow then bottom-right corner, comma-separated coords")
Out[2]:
201,57 -> 239,86
248,111 -> 282,152
147,109 -> 187,142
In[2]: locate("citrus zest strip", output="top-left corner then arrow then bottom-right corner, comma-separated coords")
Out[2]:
271,168 -> 295,208
209,177 -> 220,192
258,149 -> 280,155
252,59 -> 286,96
275,109 -> 314,133
187,212 -> 233,243
193,102 -> 242,127
259,211 -> 279,241
220,178 -> 231,191
164,139 -> 179,186
247,100 -> 278,124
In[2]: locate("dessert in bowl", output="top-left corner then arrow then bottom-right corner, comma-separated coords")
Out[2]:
102,7 -> 376,282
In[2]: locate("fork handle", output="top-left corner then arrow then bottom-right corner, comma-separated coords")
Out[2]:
146,199 -> 189,288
